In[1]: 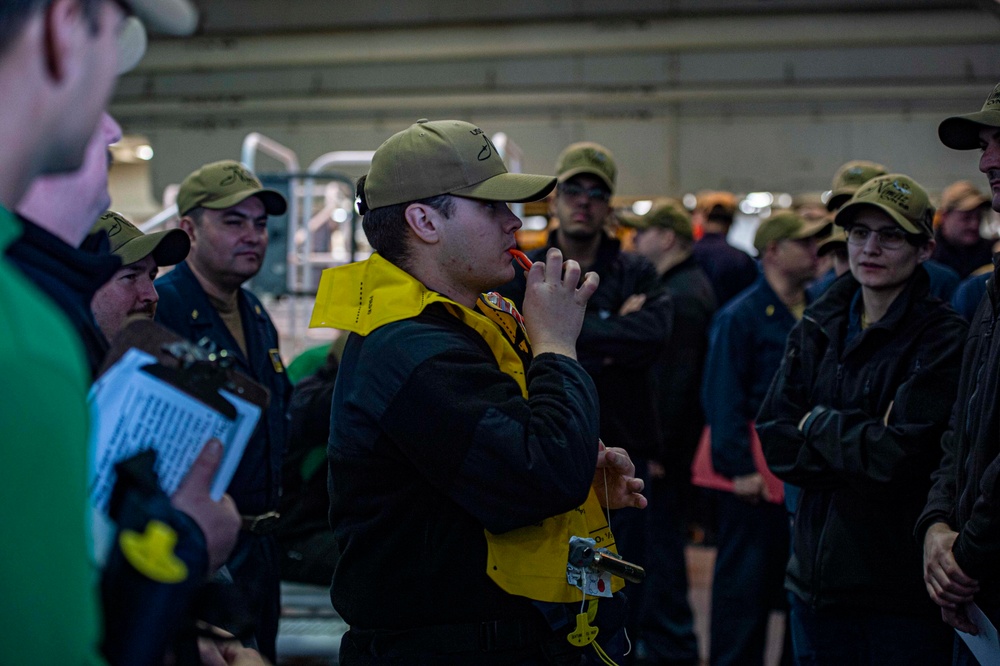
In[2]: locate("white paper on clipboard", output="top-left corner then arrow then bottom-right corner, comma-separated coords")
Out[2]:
88,348 -> 261,513
957,603 -> 1000,666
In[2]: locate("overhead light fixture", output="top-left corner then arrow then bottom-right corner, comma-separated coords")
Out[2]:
631,200 -> 653,215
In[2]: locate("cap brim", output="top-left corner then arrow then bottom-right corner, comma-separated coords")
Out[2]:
950,193 -> 990,212
826,190 -> 855,212
793,219 -> 832,241
556,167 -> 614,192
836,202 -> 924,235
939,111 -> 1000,150
117,17 -> 147,75
617,212 -> 648,229
817,238 -> 846,256
126,0 -> 198,36
201,188 -> 289,216
452,173 -> 556,203
116,228 -> 190,266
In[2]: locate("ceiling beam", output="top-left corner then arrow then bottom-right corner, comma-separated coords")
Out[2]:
135,10 -> 1000,74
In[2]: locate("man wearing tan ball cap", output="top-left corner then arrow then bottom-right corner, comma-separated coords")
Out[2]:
931,180 -> 993,279
314,120 -> 645,663
156,158 -> 291,660
90,210 -> 190,340
920,81 -> 1000,654
620,197 -> 713,665
691,190 -> 758,306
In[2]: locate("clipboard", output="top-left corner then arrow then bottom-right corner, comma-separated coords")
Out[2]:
98,317 -> 270,416
89,318 -> 270,512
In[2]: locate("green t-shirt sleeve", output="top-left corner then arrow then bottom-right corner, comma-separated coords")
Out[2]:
0,212 -> 104,664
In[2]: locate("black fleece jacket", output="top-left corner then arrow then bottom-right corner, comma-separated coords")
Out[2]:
758,267 -> 966,615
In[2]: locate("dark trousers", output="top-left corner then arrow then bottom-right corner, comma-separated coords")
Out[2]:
612,462 -> 699,664
227,532 -> 281,661
709,491 -> 790,666
789,594 -> 952,666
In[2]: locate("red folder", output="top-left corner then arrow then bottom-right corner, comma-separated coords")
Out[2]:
691,423 -> 784,504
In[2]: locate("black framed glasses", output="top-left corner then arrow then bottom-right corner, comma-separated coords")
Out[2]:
844,225 -> 909,250
558,183 -> 611,203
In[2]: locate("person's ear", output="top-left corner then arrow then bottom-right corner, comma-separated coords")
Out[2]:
42,0 -> 88,82
663,229 -> 679,250
179,215 -> 197,241
916,238 -> 936,264
404,203 -> 442,244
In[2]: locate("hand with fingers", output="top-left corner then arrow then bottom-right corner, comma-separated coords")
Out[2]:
521,247 -> 599,360
923,521 -> 980,631
732,473 -> 770,505
170,439 -> 242,573
592,440 -> 647,510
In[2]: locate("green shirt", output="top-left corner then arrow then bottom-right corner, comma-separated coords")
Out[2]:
0,206 -> 103,664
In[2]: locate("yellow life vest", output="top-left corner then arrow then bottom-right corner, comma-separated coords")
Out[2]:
310,254 -> 623,603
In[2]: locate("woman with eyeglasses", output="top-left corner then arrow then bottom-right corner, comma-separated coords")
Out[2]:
756,174 -> 968,665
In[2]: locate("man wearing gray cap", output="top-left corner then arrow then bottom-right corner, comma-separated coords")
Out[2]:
920,82 -> 1000,661
0,0 -> 200,662
312,119 -> 645,664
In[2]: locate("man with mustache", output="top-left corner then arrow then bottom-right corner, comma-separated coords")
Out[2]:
90,210 -> 190,340
156,159 -> 292,660
918,81 -> 1000,663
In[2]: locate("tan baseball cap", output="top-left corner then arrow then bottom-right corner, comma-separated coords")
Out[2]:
817,223 -> 847,257
361,119 -> 555,210
827,160 -> 888,212
696,191 -> 738,218
177,160 -> 287,217
555,142 -> 617,192
939,83 -> 1000,150
835,174 -> 933,236
92,211 -> 190,267
619,199 -> 694,240
753,210 -> 831,254
122,0 -> 198,36
939,180 -> 990,212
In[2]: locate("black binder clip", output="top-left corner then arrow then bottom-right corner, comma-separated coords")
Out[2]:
140,337 -> 240,420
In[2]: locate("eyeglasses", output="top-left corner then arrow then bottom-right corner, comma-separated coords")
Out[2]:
844,225 -> 910,250
558,183 -> 611,203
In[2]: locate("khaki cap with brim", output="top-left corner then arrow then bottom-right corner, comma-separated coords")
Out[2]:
177,160 -> 287,218
93,211 -> 190,267
555,142 -> 617,192
817,224 -> 847,257
827,160 -> 888,212
939,83 -> 1000,150
362,119 -> 555,210
835,174 -> 933,236
753,211 -> 831,254
122,0 -> 198,36
940,180 -> 990,212
619,199 -> 693,239
696,191 -> 737,217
